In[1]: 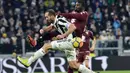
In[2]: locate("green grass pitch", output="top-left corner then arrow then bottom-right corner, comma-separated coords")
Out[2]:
32,71 -> 130,73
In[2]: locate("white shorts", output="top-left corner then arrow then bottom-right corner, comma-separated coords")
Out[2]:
64,49 -> 76,61
51,34 -> 76,61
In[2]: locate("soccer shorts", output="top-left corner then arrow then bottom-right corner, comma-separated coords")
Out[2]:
51,34 -> 74,51
51,34 -> 76,61
77,51 -> 90,63
51,39 -> 76,61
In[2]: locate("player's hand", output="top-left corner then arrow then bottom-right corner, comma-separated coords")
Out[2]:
56,35 -> 65,40
39,29 -> 44,34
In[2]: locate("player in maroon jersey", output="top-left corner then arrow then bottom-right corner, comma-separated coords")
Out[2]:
67,27 -> 96,73
77,29 -> 96,68
59,1 -> 88,38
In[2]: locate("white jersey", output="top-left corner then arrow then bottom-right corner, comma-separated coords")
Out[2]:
51,15 -> 71,34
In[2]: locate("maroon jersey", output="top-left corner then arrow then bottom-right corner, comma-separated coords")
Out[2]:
76,30 -> 94,63
60,11 -> 89,37
78,30 -> 94,52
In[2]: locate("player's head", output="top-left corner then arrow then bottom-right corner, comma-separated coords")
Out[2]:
45,9 -> 56,24
75,0 -> 85,12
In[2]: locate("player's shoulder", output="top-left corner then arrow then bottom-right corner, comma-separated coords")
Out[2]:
85,30 -> 93,36
57,15 -> 64,19
57,15 -> 67,20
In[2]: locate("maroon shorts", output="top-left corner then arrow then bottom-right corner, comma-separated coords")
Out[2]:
76,51 -> 90,63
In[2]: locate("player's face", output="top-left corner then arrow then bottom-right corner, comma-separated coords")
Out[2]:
75,2 -> 82,12
45,12 -> 53,24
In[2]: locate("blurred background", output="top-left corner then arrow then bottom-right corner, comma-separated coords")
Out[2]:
0,0 -> 130,73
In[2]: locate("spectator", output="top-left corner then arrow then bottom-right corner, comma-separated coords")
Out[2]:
33,22 -> 40,32
115,28 -> 122,39
126,2 -> 130,13
8,17 -> 15,27
0,33 -> 10,44
11,34 -> 17,46
29,8 -> 39,23
113,15 -> 121,30
94,8 -> 102,23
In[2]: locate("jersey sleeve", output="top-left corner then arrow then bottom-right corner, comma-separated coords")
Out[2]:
59,12 -> 89,21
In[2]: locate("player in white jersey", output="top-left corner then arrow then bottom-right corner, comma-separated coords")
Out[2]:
17,9 -> 95,73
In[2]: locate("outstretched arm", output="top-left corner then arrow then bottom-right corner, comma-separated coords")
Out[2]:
90,37 -> 96,51
40,25 -> 55,35
63,23 -> 76,37
43,25 -> 54,32
56,23 -> 76,39
59,12 -> 88,21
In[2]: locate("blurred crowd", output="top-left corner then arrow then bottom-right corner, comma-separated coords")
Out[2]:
0,0 -> 130,54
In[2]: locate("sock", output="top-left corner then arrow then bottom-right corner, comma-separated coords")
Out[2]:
68,66 -> 74,73
78,65 -> 95,73
28,48 -> 46,65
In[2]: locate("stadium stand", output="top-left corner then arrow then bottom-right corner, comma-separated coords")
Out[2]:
0,0 -> 130,56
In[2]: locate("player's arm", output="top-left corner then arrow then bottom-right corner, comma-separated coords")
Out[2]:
63,23 -> 76,37
59,12 -> 88,21
40,24 -> 55,34
43,25 -> 55,32
56,23 -> 76,39
90,37 -> 96,51
87,31 -> 96,51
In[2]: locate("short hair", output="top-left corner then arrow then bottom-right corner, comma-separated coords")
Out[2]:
76,0 -> 85,7
46,9 -> 56,16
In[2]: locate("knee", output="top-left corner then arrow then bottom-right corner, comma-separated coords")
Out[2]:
69,61 -> 79,70
42,43 -> 52,52
85,63 -> 89,68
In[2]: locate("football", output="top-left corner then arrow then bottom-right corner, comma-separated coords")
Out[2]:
71,37 -> 83,48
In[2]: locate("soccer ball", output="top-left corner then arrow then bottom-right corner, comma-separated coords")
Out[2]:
71,37 -> 83,48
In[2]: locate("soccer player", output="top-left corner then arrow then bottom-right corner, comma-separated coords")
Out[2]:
17,9 -> 95,73
59,0 -> 88,38
68,28 -> 96,73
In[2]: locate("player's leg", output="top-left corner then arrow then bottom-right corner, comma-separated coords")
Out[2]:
27,39 -> 74,66
17,38 -> 73,67
68,66 -> 74,73
69,61 -> 95,73
83,55 -> 90,68
78,52 -> 93,73
17,43 -> 52,67
27,35 -> 37,47
66,51 -> 95,73
76,53 -> 84,73
27,31 -> 59,47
